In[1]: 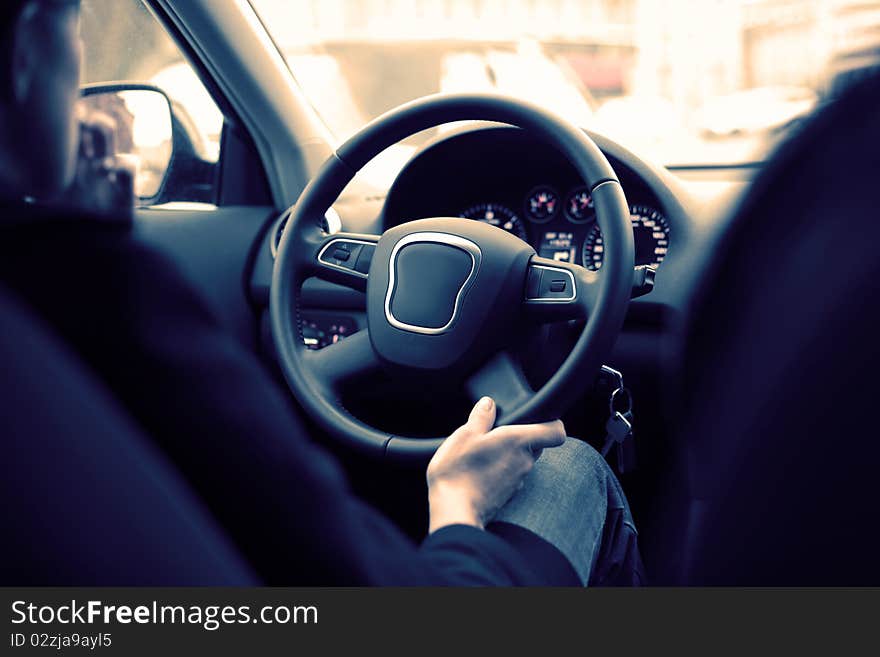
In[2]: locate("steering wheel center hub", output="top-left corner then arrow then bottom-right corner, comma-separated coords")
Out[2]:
366,218 -> 535,374
384,233 -> 481,335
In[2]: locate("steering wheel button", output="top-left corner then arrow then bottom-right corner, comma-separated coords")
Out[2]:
526,266 -> 543,298
354,244 -> 375,274
323,242 -> 363,269
526,264 -> 577,301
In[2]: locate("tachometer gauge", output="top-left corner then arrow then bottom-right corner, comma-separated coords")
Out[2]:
582,205 -> 671,271
459,203 -> 528,241
565,188 -> 595,224
525,186 -> 559,223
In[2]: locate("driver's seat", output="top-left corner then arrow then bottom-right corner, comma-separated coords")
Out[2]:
667,71 -> 880,584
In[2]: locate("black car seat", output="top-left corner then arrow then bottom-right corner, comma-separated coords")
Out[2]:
0,287 -> 257,584
669,71 -> 880,584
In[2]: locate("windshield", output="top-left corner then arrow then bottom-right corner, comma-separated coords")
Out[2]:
251,0 -> 880,167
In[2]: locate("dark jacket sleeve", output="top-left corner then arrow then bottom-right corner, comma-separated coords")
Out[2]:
421,524 -> 567,585
1,219 -> 540,585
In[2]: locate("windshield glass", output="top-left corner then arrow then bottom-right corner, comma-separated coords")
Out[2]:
250,0 -> 880,166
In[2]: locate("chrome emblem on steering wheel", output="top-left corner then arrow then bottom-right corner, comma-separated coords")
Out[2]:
384,232 -> 482,335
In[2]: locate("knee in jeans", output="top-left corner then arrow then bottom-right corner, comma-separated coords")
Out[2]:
563,438 -> 633,517
537,437 -> 613,497
550,437 -> 606,473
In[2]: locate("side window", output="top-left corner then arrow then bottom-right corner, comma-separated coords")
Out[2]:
80,0 -> 224,206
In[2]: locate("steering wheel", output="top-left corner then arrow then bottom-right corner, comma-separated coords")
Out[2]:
271,94 -> 634,460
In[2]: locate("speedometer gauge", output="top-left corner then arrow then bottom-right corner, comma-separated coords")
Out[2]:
582,205 -> 670,271
459,203 -> 528,241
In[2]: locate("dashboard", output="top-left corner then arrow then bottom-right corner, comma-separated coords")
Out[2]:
252,124 -> 714,353
381,127 -> 679,280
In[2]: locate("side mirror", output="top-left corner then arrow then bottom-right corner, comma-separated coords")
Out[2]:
79,83 -> 217,205
79,84 -> 173,201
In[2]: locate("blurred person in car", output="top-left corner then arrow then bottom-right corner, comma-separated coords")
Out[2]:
0,0 -> 642,585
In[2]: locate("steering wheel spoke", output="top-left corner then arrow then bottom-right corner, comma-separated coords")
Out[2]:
465,351 -> 534,420
523,256 -> 599,324
312,232 -> 380,292
302,329 -> 381,390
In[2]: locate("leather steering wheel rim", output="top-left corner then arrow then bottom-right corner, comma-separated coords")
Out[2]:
271,94 -> 634,461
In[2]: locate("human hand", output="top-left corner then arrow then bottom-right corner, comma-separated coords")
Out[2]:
62,108 -> 135,219
426,397 -> 566,533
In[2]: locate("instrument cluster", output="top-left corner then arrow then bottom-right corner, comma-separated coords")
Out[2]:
459,185 -> 670,271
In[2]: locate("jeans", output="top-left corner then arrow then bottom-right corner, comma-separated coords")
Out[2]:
492,438 -> 645,586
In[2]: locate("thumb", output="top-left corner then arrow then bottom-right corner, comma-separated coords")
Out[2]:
466,397 -> 496,434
